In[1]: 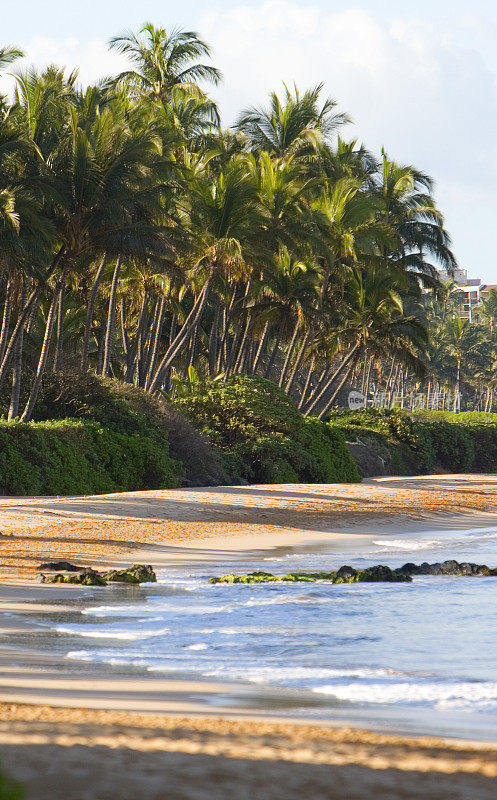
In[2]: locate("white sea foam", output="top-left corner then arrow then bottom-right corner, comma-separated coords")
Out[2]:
313,681 -> 497,711
373,538 -> 440,551
56,625 -> 170,640
66,650 -> 150,667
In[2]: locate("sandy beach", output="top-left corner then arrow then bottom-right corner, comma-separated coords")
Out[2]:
3,475 -> 497,798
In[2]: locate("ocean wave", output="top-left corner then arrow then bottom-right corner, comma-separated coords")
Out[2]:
66,649 -> 150,667
373,538 -> 440,550
56,625 -> 170,640
313,680 -> 497,711
195,665 -> 398,684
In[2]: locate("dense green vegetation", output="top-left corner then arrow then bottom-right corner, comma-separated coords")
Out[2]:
0,418 -> 179,495
0,22 -> 496,492
173,375 -> 360,483
331,408 -> 497,476
0,765 -> 23,800
0,23 -> 460,428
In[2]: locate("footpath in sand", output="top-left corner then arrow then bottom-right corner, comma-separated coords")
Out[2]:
3,475 -> 497,799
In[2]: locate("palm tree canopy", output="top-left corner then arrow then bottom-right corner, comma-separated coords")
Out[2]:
109,23 -> 221,102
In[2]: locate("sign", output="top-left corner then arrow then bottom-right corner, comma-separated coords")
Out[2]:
348,390 -> 366,410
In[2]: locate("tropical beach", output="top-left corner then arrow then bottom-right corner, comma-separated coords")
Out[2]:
3,1 -> 497,797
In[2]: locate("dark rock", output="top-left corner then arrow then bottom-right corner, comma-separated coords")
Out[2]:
335,565 -> 357,581
358,565 -> 411,583
38,561 -> 84,572
395,559 -> 492,577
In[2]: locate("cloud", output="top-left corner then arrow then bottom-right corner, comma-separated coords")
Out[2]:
0,36 -> 127,95
199,1 -> 497,279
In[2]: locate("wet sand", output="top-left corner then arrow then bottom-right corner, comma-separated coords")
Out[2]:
3,476 -> 497,798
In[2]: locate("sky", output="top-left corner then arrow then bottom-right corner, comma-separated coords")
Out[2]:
2,0 -> 497,281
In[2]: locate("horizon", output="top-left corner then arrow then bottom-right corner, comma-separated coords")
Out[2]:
2,0 -> 497,284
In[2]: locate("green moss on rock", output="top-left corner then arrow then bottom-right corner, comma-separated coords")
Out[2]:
102,564 -> 157,584
208,566 -> 411,585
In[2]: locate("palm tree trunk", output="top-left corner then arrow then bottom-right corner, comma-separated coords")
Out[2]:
20,275 -> 65,422
218,284 -> 238,372
53,275 -> 66,372
318,359 -> 358,419
145,296 -> 165,390
225,278 -> 253,378
285,330 -> 310,394
278,319 -> 300,388
0,248 -> 66,390
161,315 -> 177,394
298,355 -> 315,410
303,344 -> 360,416
135,290 -> 151,387
188,325 -> 198,369
208,296 -> 221,376
454,358 -> 461,412
0,274 -> 14,364
101,258 -> 121,377
81,253 -> 107,373
8,283 -> 28,420
148,277 -> 212,393
120,299 -> 130,361
251,321 -> 270,375
263,331 -> 281,379
364,356 -> 373,400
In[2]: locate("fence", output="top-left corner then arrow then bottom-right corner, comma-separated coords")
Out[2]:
369,390 -> 461,412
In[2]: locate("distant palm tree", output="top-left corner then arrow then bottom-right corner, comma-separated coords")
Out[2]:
478,289 -> 497,332
237,84 -> 348,158
109,23 -> 221,102
441,317 -> 480,410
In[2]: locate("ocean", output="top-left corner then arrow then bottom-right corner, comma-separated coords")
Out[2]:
11,524 -> 497,739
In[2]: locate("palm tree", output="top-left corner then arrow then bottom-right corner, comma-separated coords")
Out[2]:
375,151 -> 456,285
441,317 -> 481,411
237,84 -> 348,159
109,23 -> 221,102
478,289 -> 497,332
147,153 -> 264,392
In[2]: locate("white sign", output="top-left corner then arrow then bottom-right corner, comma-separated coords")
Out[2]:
348,390 -> 366,410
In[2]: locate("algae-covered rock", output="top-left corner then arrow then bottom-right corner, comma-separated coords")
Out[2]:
209,557 -> 497,586
209,565 -> 411,585
41,563 -> 157,586
41,568 -> 107,586
334,565 -> 357,583
102,564 -> 157,584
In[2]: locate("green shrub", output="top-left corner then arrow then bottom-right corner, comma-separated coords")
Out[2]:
0,766 -> 23,800
328,408 -> 435,475
33,372 -> 227,486
330,407 -> 497,476
415,410 -> 497,472
421,420 -> 474,472
303,418 -> 361,482
172,376 -> 361,484
0,419 -> 180,496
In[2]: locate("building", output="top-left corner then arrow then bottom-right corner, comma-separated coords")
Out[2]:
437,268 -> 497,322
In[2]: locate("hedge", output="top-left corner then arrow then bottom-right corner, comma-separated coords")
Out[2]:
0,419 -> 180,496
172,375 -> 361,484
330,408 -> 497,475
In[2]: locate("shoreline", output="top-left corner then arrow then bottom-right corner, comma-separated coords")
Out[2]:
4,476 -> 497,798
